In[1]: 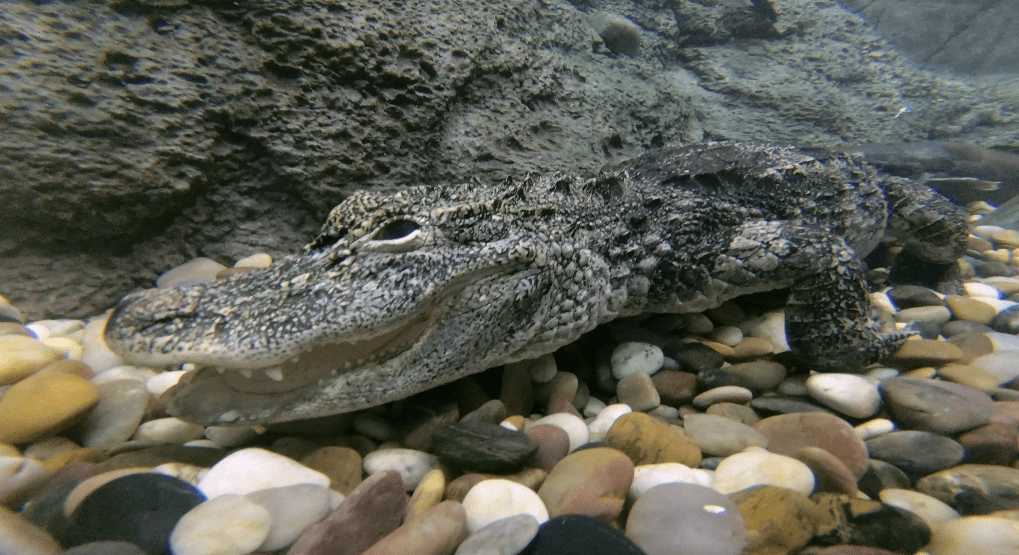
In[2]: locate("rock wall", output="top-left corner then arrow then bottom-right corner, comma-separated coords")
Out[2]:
1,0 -> 1017,318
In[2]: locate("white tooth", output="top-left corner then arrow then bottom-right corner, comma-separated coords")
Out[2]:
265,368 -> 284,382
238,368 -> 253,379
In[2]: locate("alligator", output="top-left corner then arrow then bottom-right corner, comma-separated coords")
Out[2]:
103,142 -> 968,425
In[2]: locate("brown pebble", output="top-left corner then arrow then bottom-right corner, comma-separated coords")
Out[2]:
945,295 -> 998,324
524,424 -> 570,472
500,363 -> 534,417
795,447 -> 859,496
301,446 -> 363,495
604,412 -> 701,467
731,336 -> 774,358
939,363 -> 1001,393
537,447 -> 633,524
956,423 -> 1018,466
650,370 -> 697,407
362,500 -> 467,555
885,339 -> 963,368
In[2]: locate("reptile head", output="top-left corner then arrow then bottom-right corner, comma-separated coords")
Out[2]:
104,181 -> 610,425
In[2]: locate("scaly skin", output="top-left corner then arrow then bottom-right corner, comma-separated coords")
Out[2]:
104,142 -> 968,425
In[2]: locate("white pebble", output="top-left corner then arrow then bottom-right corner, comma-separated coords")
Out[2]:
91,365 -> 158,386
805,373 -> 882,419
204,426 -> 263,449
692,386 -> 752,407
879,488 -> 960,528
362,448 -> 439,491
776,375 -> 809,397
711,447 -> 815,495
708,326 -> 743,347
746,310 -> 789,352
587,404 -> 632,442
531,412 -> 589,452
583,396 -> 607,418
169,494 -> 271,555
869,291 -> 898,316
198,448 -> 330,499
926,516 -> 1019,555
865,366 -> 900,381
80,316 -> 124,373
132,418 -> 206,444
461,479 -> 549,533
234,253 -> 273,268
157,257 -> 227,288
629,463 -> 700,499
970,352 -> 1019,385
610,342 -> 664,379
246,484 -> 332,551
964,282 -> 1003,299
146,370 -> 188,397
854,418 -> 896,441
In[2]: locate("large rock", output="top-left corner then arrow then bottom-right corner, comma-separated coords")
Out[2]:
2,0 -> 1017,318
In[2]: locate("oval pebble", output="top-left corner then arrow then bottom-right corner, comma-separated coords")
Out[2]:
693,385 -> 753,407
363,448 -> 440,491
878,488 -> 960,528
531,412 -> 589,452
132,418 -> 206,444
806,373 -> 882,419
925,516 -> 1019,555
610,342 -> 664,379
711,447 -> 815,495
169,494 -> 271,555
629,463 -> 701,499
682,413 -> 768,457
198,447 -> 330,498
537,447 -> 633,523
461,479 -> 549,533
454,514 -> 539,555
246,484 -> 332,551
626,482 -> 746,555
865,431 -> 966,475
587,404 -> 632,442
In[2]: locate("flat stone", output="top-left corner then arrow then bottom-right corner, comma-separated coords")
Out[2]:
0,335 -> 63,385
198,447 -> 330,499
937,363 -> 1001,393
246,484 -> 332,551
0,371 -> 100,444
970,352 -> 1019,384
941,320 -> 995,337
754,412 -> 869,479
723,361 -> 787,390
704,402 -> 760,426
682,413 -> 767,457
156,257 -> 227,288
794,446 -> 859,496
626,482 -> 745,555
525,514 -> 646,555
750,396 -> 835,416
915,464 -> 1019,514
132,417 -> 205,445
66,473 -> 206,554
0,505 -> 63,555
731,336 -> 775,358
406,468 -> 445,521
711,447 -> 815,495
880,377 -> 993,434
989,305 -> 1019,334
604,412 -> 701,467
885,339 -> 963,368
462,479 -> 548,533
300,446 -> 363,495
537,447 -> 633,524
696,367 -> 756,391
362,500 -> 467,555
454,514 -> 539,555
693,385 -> 752,407
363,448 -> 440,491
730,485 -> 832,555
865,431 -> 965,475
649,370 -> 697,407
924,516 -> 1019,555
79,380 -> 150,450
805,373 -> 882,419
945,295 -> 998,324
878,488 -> 959,528
888,285 -> 945,309
957,423 -> 1018,465
610,342 -> 664,379
287,471 -> 407,555
523,424 -> 570,472
432,421 -> 539,474
169,494 -> 272,555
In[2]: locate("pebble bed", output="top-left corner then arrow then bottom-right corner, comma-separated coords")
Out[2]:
4,213 -> 1019,555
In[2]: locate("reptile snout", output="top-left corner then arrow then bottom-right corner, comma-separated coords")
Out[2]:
105,285 -> 206,339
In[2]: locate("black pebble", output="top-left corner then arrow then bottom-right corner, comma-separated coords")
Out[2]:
749,396 -> 834,416
667,342 -> 724,373
990,304 -> 1019,334
432,420 -> 539,473
846,503 -> 931,554
66,473 -> 206,555
697,367 -> 757,391
520,514 -> 647,555
887,285 -> 945,309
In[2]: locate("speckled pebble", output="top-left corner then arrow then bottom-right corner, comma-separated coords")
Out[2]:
363,448 -> 440,491
610,342 -> 664,379
462,479 -> 549,533
198,447 -> 330,498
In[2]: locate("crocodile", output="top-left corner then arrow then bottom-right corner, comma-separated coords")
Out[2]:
103,142 -> 968,425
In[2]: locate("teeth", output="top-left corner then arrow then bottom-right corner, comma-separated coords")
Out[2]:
238,368 -> 253,379
264,368 -> 284,381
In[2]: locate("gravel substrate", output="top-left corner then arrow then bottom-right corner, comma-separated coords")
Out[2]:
4,217 -> 1019,555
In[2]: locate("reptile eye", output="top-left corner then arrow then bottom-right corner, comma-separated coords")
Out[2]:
373,219 -> 420,242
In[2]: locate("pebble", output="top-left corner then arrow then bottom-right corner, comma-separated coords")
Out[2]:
246,483 -> 332,551
945,295 -> 999,323
711,447 -> 815,495
681,413 -> 768,457
969,352 -> 1019,384
287,471 -> 406,555
649,370 -> 697,407
626,482 -> 745,555
352,412 -> 395,443
629,463 -> 702,499
406,468 -> 445,520
731,336 -> 774,358
169,494 -> 272,555
79,379 -> 151,450
0,505 -> 63,555
523,425 -> 570,472
805,373 -> 882,419
526,514 -> 647,555
432,421 -> 539,474
198,447 -> 330,498
156,257 -> 227,288
454,514 -> 539,555
537,447 -> 633,523
0,335 -> 63,385
63,542 -> 147,555
965,280 -> 1005,298
957,423 -> 1019,465
530,413 -> 589,452
79,317 -> 124,373
746,310 -> 790,352
363,500 -> 467,555
915,464 -> 1019,513
604,412 -> 701,467
0,456 -> 51,507
233,253 -> 272,268
203,426 -> 261,449
853,418 -> 896,441
64,468 -> 150,516
615,371 -> 660,411
708,325 -> 743,346
877,488 -> 960,528
886,338 -> 964,367
692,385 -> 753,407
754,412 -> 869,479
925,516 -> 1019,555
90,365 -> 157,386
794,446 -> 859,495
0,370 -> 100,444
723,361 -> 787,390
461,479 -> 549,533
880,377 -> 992,434
731,485 -> 834,555
66,473 -> 206,553
887,285 -> 945,309
610,342 -> 664,378
865,431 -> 966,475
300,446 -> 363,495
363,448 -> 440,491
990,305 -> 1019,334
937,363 -> 1000,393
132,417 -> 206,445
145,370 -> 188,397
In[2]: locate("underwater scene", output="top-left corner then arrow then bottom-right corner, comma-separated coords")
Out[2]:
2,0 -> 1019,553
